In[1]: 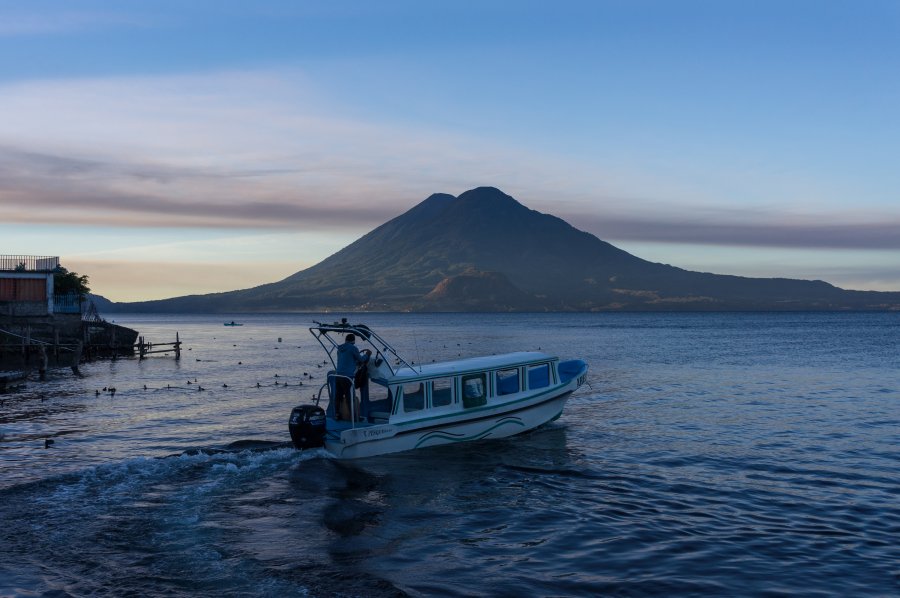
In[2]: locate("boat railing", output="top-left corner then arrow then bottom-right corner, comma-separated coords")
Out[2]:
317,372 -> 361,428
314,380 -> 330,407
310,320 -> 416,376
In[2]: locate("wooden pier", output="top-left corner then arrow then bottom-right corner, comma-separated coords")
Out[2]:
0,322 -> 182,383
0,327 -> 82,379
136,332 -> 182,361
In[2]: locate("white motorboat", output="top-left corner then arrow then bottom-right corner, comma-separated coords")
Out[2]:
288,319 -> 588,459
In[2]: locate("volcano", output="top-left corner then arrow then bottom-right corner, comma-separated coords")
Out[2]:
110,187 -> 900,312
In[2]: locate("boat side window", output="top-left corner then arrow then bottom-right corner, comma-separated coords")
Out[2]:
461,373 -> 487,408
431,377 -> 454,408
495,368 -> 520,396
527,363 -> 550,390
402,382 -> 425,413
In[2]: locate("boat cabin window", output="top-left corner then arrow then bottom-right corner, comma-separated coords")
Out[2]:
527,363 -> 550,390
431,377 -> 454,407
495,368 -> 520,396
461,373 -> 487,408
402,382 -> 425,412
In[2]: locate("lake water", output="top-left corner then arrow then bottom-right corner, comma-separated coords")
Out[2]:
1,312 -> 898,596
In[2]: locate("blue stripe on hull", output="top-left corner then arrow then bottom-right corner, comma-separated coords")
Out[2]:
414,416 -> 525,449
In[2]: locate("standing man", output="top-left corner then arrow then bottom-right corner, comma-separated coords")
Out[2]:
335,333 -> 370,420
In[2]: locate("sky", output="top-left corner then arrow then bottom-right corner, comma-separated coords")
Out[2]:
2,0 -> 899,301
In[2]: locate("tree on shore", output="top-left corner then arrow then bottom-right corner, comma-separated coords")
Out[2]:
54,266 -> 91,296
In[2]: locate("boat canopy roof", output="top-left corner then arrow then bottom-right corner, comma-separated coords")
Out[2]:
310,319 -> 415,375
389,351 -> 556,382
310,319 -> 557,381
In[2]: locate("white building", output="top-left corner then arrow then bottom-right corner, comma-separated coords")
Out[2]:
0,256 -> 59,316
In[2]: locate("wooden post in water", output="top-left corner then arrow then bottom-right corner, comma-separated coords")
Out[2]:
39,346 -> 48,381
138,336 -> 144,360
53,328 -> 60,361
71,341 -> 83,377
174,332 -> 181,361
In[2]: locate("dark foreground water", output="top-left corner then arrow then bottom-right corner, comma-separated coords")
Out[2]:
1,312 -> 898,597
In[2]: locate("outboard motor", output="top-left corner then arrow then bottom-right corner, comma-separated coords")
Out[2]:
288,405 -> 326,449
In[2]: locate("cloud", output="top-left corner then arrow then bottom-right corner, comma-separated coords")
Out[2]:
1,69 -> 899,253
0,11 -> 147,36
68,258 -> 300,302
0,70 -> 609,233
0,145 -> 400,229
568,211 -> 900,250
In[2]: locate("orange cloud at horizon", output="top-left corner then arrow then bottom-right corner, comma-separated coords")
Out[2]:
68,259 -> 301,303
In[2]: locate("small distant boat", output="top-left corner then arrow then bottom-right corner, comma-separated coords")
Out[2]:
288,319 -> 588,459
223,321 -> 243,327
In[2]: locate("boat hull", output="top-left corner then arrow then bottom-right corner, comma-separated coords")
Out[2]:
299,320 -> 589,460
324,384 -> 575,459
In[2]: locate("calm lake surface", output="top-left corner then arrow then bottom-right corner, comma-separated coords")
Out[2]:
1,312 -> 898,596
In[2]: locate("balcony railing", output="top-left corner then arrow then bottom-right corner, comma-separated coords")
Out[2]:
0,255 -> 60,272
52,294 -> 104,322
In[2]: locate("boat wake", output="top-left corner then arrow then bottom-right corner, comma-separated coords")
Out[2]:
0,445 -> 351,597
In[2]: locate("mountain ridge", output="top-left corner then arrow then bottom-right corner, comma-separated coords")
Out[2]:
105,186 -> 900,312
